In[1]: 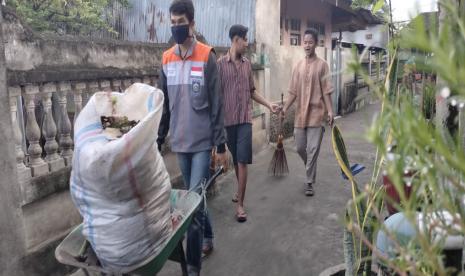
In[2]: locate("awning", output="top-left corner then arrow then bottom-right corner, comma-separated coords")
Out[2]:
325,0 -> 383,32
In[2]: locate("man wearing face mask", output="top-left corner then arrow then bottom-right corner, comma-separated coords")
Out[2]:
157,0 -> 228,274
217,25 -> 279,223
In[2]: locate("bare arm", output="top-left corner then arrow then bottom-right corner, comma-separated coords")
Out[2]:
323,94 -> 333,115
282,94 -> 297,114
251,92 -> 280,113
323,93 -> 334,125
321,62 -> 335,126
251,92 -> 270,109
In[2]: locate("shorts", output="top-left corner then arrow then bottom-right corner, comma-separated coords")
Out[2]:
225,123 -> 252,165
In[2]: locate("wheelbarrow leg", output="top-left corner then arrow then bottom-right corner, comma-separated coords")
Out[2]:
169,240 -> 188,276
177,242 -> 188,276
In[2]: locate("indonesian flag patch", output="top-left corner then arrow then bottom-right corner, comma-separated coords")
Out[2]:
190,66 -> 203,78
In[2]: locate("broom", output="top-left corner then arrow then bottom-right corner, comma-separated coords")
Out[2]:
268,94 -> 289,176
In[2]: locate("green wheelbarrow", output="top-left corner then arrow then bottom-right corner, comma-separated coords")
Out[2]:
55,167 -> 224,276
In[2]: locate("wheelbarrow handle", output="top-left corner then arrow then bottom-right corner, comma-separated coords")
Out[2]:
204,166 -> 224,190
188,166 -> 224,196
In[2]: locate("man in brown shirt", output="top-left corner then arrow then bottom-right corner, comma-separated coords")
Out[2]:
282,29 -> 334,196
218,25 -> 279,222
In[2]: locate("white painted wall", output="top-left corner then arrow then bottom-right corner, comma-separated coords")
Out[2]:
333,24 -> 388,49
255,0 -> 333,102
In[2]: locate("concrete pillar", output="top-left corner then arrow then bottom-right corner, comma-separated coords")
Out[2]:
0,5 -> 26,275
457,0 -> 465,151
435,1 -> 449,136
335,37 -> 342,115
255,0 -> 281,101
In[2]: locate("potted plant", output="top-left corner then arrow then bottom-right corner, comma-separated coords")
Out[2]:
322,0 -> 465,274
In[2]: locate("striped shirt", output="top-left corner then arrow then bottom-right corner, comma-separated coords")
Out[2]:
217,51 -> 256,127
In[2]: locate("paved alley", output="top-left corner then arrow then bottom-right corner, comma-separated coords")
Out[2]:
159,102 -> 379,276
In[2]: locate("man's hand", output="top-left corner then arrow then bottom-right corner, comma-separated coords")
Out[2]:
269,103 -> 280,114
216,152 -> 229,173
327,111 -> 334,127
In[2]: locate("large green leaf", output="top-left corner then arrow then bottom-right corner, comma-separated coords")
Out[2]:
332,125 -> 372,275
331,125 -> 351,177
372,0 -> 385,13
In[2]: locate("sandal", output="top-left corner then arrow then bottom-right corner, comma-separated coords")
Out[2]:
232,193 -> 238,203
236,211 -> 247,223
201,244 -> 213,258
305,183 -> 314,197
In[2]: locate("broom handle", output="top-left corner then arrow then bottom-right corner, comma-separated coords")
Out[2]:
280,93 -> 284,134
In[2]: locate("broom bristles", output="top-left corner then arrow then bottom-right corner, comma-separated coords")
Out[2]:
269,105 -> 289,176
268,140 -> 289,176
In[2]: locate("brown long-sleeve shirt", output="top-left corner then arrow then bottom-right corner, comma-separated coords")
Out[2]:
288,56 -> 333,128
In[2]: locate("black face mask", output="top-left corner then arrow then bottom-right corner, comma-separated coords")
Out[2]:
171,24 -> 190,44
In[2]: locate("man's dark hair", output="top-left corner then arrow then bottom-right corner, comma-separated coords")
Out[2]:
169,0 -> 195,22
304,28 -> 319,42
229,24 -> 249,41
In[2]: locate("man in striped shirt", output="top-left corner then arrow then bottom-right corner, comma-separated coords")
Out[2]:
217,25 -> 279,222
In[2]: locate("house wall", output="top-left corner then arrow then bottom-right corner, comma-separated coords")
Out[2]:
0,5 -> 26,276
335,46 -> 387,115
278,0 -> 333,102
255,0 -> 281,101
340,47 -> 356,85
255,0 -> 332,103
255,0 -> 333,138
280,0 -> 333,49
336,24 -> 388,49
330,24 -> 388,114
1,7 -> 269,275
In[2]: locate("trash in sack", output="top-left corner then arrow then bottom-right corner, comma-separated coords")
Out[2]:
70,83 -> 172,272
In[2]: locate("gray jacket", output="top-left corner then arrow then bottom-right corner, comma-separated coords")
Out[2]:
157,41 -> 226,153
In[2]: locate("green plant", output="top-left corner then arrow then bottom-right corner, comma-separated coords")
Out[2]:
351,0 -> 388,16
422,82 -> 436,121
6,0 -> 129,35
331,24 -> 403,273
332,125 -> 374,275
334,0 -> 465,275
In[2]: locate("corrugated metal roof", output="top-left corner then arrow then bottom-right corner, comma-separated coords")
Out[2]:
100,0 -> 255,47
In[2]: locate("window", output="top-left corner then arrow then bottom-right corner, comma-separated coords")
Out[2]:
290,33 -> 301,46
280,17 -> 285,45
307,21 -> 326,46
285,18 -> 301,46
307,21 -> 325,36
290,19 -> 301,31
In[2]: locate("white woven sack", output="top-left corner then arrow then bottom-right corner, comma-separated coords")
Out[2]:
70,83 -> 172,271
